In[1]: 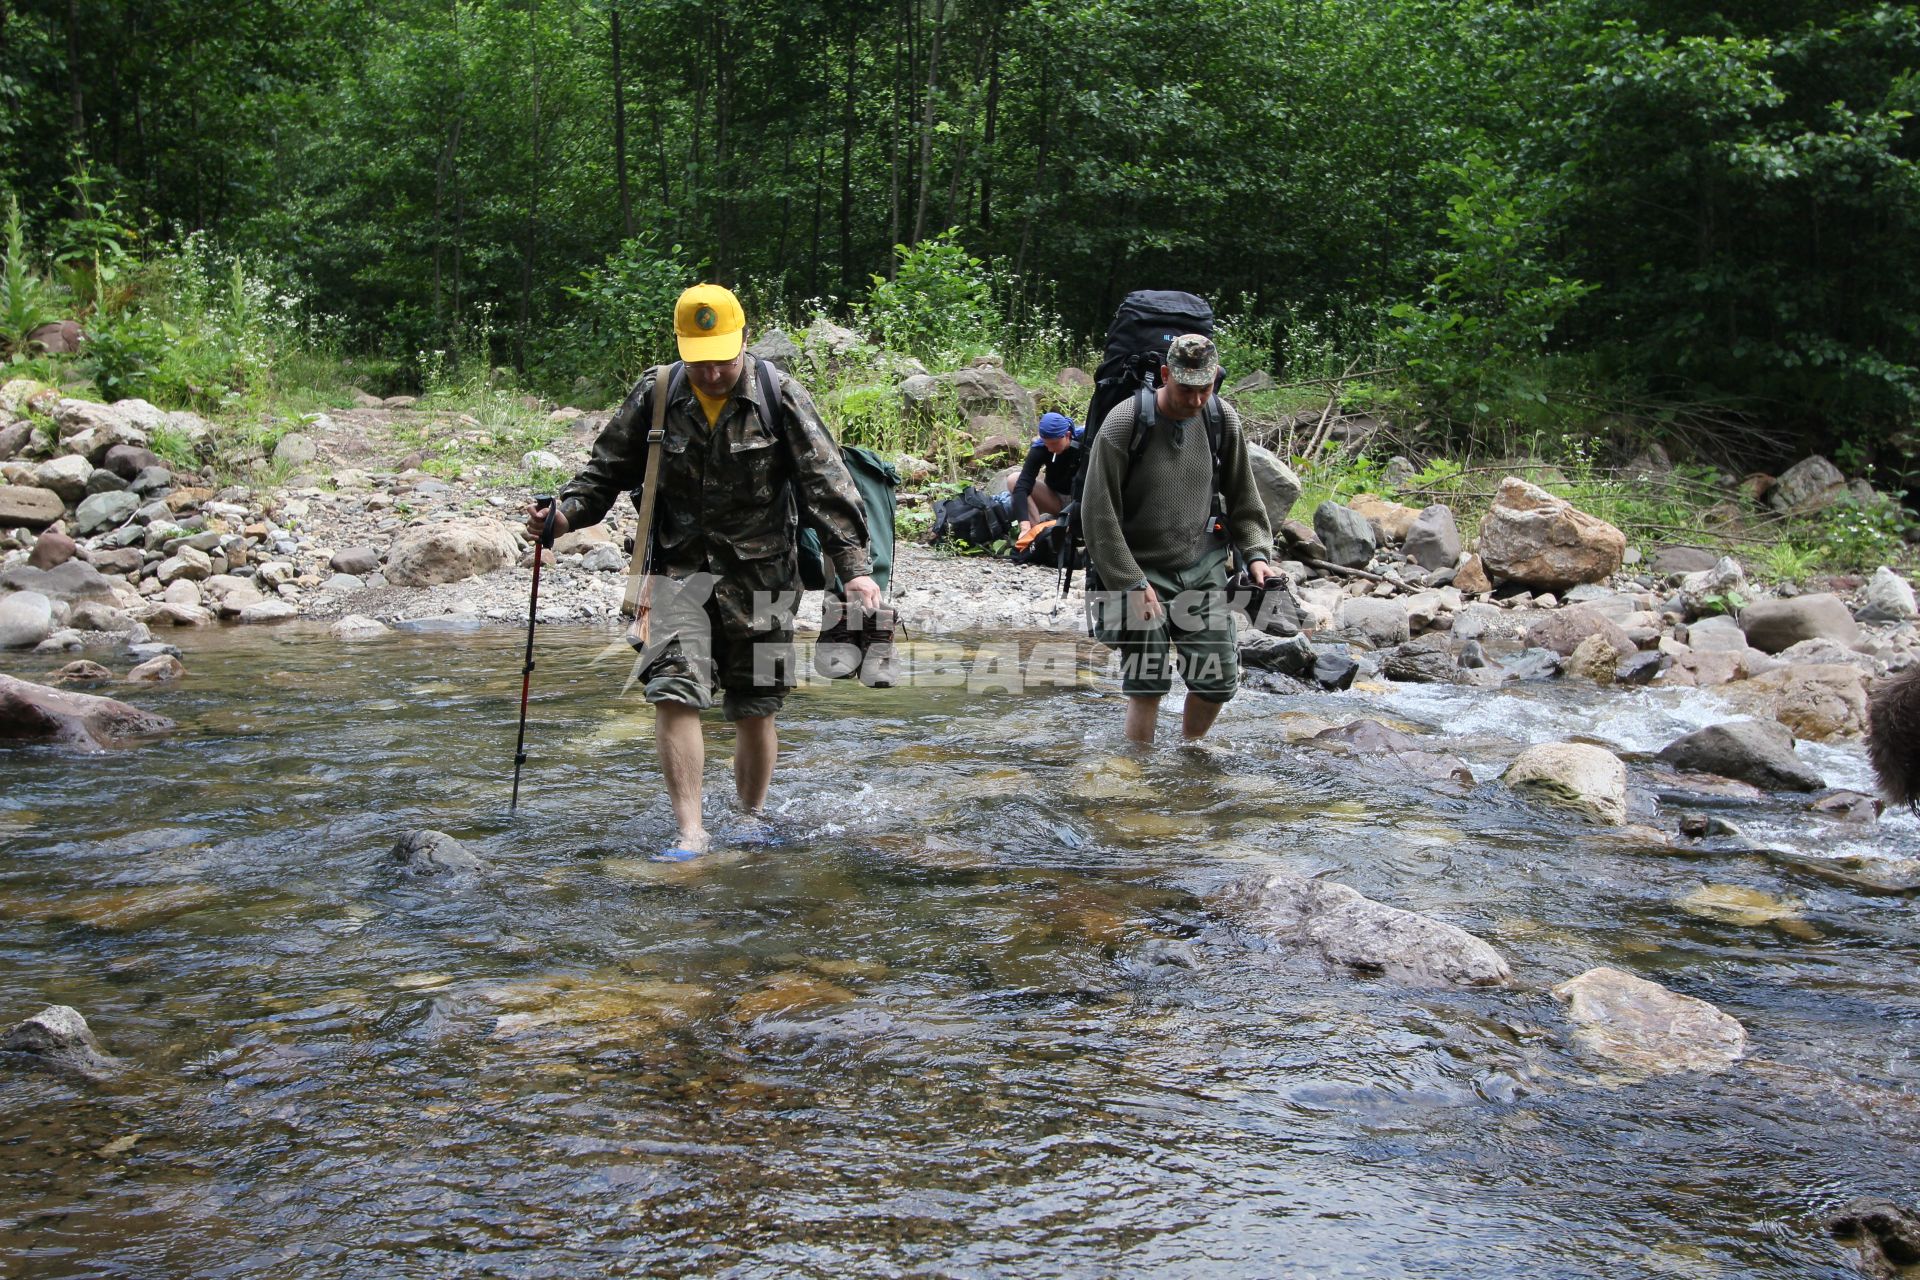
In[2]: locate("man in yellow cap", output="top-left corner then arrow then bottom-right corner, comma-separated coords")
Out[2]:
527,285 -> 880,858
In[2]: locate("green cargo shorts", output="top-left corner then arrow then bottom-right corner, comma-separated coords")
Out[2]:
634,573 -> 795,721
1092,547 -> 1238,702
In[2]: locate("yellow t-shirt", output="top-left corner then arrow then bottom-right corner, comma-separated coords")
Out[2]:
693,386 -> 727,428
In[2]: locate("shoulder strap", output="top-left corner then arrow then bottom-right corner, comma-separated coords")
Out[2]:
1128,385 -> 1156,463
755,356 -> 782,439
1205,396 -> 1224,470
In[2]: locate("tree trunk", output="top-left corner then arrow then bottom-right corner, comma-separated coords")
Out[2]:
838,20 -> 858,296
516,5 -> 546,373
712,10 -> 731,280
612,5 -> 631,238
65,0 -> 85,147
979,2 -> 1003,232
910,0 -> 945,245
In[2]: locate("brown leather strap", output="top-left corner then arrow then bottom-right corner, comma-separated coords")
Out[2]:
620,365 -> 671,620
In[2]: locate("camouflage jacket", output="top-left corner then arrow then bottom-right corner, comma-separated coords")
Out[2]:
556,358 -> 873,595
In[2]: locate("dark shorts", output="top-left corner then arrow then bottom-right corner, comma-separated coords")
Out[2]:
633,573 -> 796,721
1090,548 -> 1239,702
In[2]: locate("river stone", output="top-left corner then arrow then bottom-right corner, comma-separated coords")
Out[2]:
27,528 -> 78,570
1214,870 -> 1511,987
393,829 -> 484,875
1767,455 -> 1846,514
1551,966 -> 1746,1075
0,485 -> 65,529
926,359 -> 1037,433
1453,554 -> 1493,594
0,1005 -> 121,1080
1402,504 -> 1460,571
1858,567 -> 1917,623
0,591 -> 54,649
1566,633 -> 1629,684
747,328 -> 802,372
127,653 -> 186,682
386,520 -> 520,586
329,544 -> 382,576
1348,494 -> 1420,543
0,672 -> 176,750
56,660 -> 114,685
1677,884 -> 1804,929
102,443 -> 161,480
1740,593 -> 1860,652
155,546 -> 213,584
1335,596 -> 1409,647
238,599 -> 298,623
273,432 -> 319,469
1477,477 -> 1625,590
1246,443 -> 1301,524
1525,606 -> 1634,657
1657,719 -> 1823,791
0,420 -> 29,461
33,455 -> 93,504
1503,742 -> 1628,824
581,543 -> 626,573
1826,1198 -> 1920,1278
1723,663 -> 1868,741
331,614 -> 390,640
84,467 -> 128,496
73,489 -> 139,537
1682,614 -> 1747,653
1314,501 -> 1376,568
1383,633 -> 1458,683
53,397 -> 125,440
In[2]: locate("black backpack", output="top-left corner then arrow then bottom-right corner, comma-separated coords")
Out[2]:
1074,289 -> 1219,501
930,486 -> 1010,551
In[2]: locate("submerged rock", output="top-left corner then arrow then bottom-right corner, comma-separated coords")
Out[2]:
0,673 -> 176,751
1551,966 -> 1746,1075
1503,742 -> 1628,825
391,830 -> 484,875
1,1005 -> 121,1080
1826,1197 -> 1920,1278
1215,870 -> 1511,987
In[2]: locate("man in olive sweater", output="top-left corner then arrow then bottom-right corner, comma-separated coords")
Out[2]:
1081,334 -> 1276,744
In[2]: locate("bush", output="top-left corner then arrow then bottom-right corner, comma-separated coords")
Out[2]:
561,232 -> 699,388
861,229 -> 1000,364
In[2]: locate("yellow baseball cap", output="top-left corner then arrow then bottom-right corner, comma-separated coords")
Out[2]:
674,284 -> 746,362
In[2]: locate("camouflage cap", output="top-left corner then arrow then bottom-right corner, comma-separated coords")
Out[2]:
1164,333 -> 1219,387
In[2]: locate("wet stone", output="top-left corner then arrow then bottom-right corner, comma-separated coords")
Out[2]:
391,829 -> 484,875
1,1005 -> 121,1081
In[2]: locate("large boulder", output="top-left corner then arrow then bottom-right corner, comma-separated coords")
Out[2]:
26,528 -> 77,570
385,520 -> 521,587
1476,477 -> 1625,591
1502,742 -> 1628,824
1313,500 -> 1376,568
1214,870 -> 1511,987
1656,719 -> 1824,791
803,317 -> 873,375
1525,606 -> 1635,657
1382,633 -> 1459,683
272,432 -> 319,470
1857,567 -> 1917,624
0,672 -> 176,750
746,328 -> 802,373
1335,596 -> 1410,647
0,560 -> 119,607
1403,504 -> 1461,571
1722,663 -> 1869,741
1739,593 -> 1860,653
52,398 -> 128,443
101,443 -> 161,480
1767,455 -> 1846,515
0,1005 -> 121,1080
1245,443 -> 1301,525
1551,967 -> 1746,1075
0,591 -> 54,648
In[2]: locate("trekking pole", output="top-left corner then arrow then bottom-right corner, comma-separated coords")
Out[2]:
510,496 -> 559,814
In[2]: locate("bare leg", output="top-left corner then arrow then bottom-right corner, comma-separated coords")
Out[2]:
733,713 -> 778,812
1124,695 -> 1161,745
654,702 -> 709,852
1181,695 -> 1225,741
1029,479 -> 1065,518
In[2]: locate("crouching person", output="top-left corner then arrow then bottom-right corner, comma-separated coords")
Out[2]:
1081,334 -> 1276,744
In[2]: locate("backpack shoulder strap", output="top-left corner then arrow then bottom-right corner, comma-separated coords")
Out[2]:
1205,396 -> 1225,471
755,356 -> 783,439
1128,385 -> 1156,464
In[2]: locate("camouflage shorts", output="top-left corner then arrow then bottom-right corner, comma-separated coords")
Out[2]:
633,573 -> 796,721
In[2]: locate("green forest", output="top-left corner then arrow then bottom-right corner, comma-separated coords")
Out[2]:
2,0 -> 1917,483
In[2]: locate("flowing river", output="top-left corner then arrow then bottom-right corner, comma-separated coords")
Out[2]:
3,625 -> 1917,1277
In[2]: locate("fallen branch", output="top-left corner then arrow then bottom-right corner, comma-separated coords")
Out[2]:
1303,557 -> 1394,585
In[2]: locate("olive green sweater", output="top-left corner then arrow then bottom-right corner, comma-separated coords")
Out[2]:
1081,394 -> 1275,591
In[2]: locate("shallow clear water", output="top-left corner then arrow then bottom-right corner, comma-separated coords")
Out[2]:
2,625 -> 1917,1278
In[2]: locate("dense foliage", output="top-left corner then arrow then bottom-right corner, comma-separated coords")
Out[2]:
2,0 -> 1916,463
